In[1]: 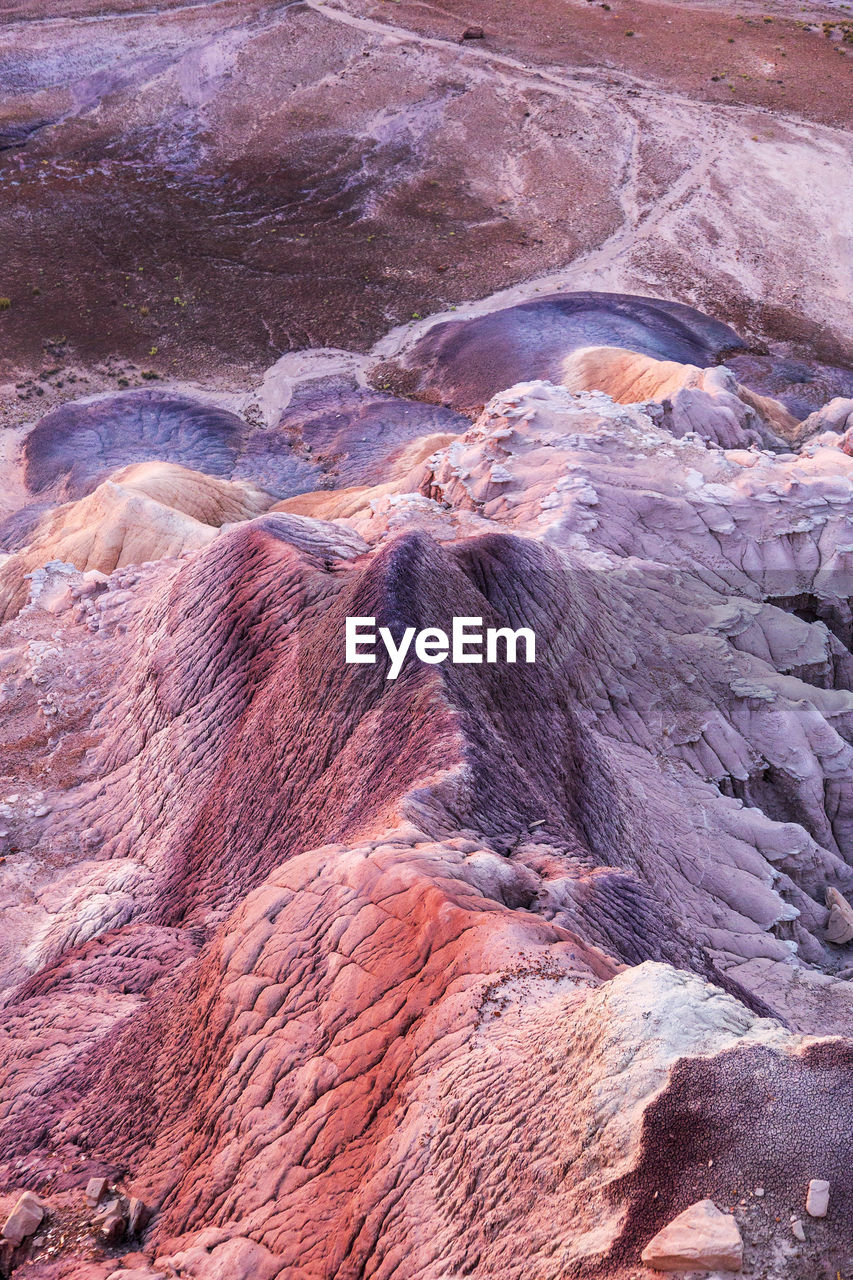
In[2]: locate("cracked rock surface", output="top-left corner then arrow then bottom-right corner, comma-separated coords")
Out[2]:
1,0 -> 853,1276
1,338 -> 853,1277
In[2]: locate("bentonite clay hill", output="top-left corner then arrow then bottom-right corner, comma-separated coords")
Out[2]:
1,292 -> 853,1279
2,0 -> 853,1278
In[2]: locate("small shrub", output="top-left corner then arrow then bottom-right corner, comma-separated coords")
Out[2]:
0,298 -> 10,312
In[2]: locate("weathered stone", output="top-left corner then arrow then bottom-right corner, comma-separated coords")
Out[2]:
792,1217 -> 806,1241
825,888 -> 853,945
100,1209 -> 127,1244
92,1197 -> 121,1224
641,1199 -> 743,1272
803,397 -> 853,441
106,1270 -> 167,1280
806,1178 -> 830,1218
128,1196 -> 150,1235
2,1192 -> 44,1247
85,1175 -> 109,1208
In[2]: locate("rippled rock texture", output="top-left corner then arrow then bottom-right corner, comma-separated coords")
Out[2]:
2,0 -> 853,1276
1,291 -> 853,1276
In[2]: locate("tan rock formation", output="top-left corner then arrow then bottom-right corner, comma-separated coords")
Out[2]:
1,1191 -> 44,1247
825,888 -> 853,946
641,1199 -> 743,1271
561,345 -> 797,445
0,463 -> 272,622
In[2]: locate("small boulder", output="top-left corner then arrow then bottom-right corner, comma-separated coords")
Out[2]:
100,1209 -> 127,1245
72,570 -> 109,599
128,1196 -> 150,1235
92,1197 -> 121,1224
806,1178 -> 830,1218
791,1217 -> 806,1241
2,1191 -> 44,1247
806,397 -> 853,440
825,887 -> 853,945
641,1199 -> 743,1272
106,1271 -> 166,1280
85,1175 -> 109,1208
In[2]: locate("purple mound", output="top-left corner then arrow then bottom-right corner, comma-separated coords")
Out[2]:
400,291 -> 751,413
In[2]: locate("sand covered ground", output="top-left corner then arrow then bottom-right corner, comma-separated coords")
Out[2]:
0,0 -> 851,386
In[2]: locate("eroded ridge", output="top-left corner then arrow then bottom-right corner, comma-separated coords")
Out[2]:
1,294 -> 853,1278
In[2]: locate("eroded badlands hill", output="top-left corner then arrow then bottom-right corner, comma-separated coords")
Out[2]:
0,288 -> 851,1278
2,0 -> 853,1277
